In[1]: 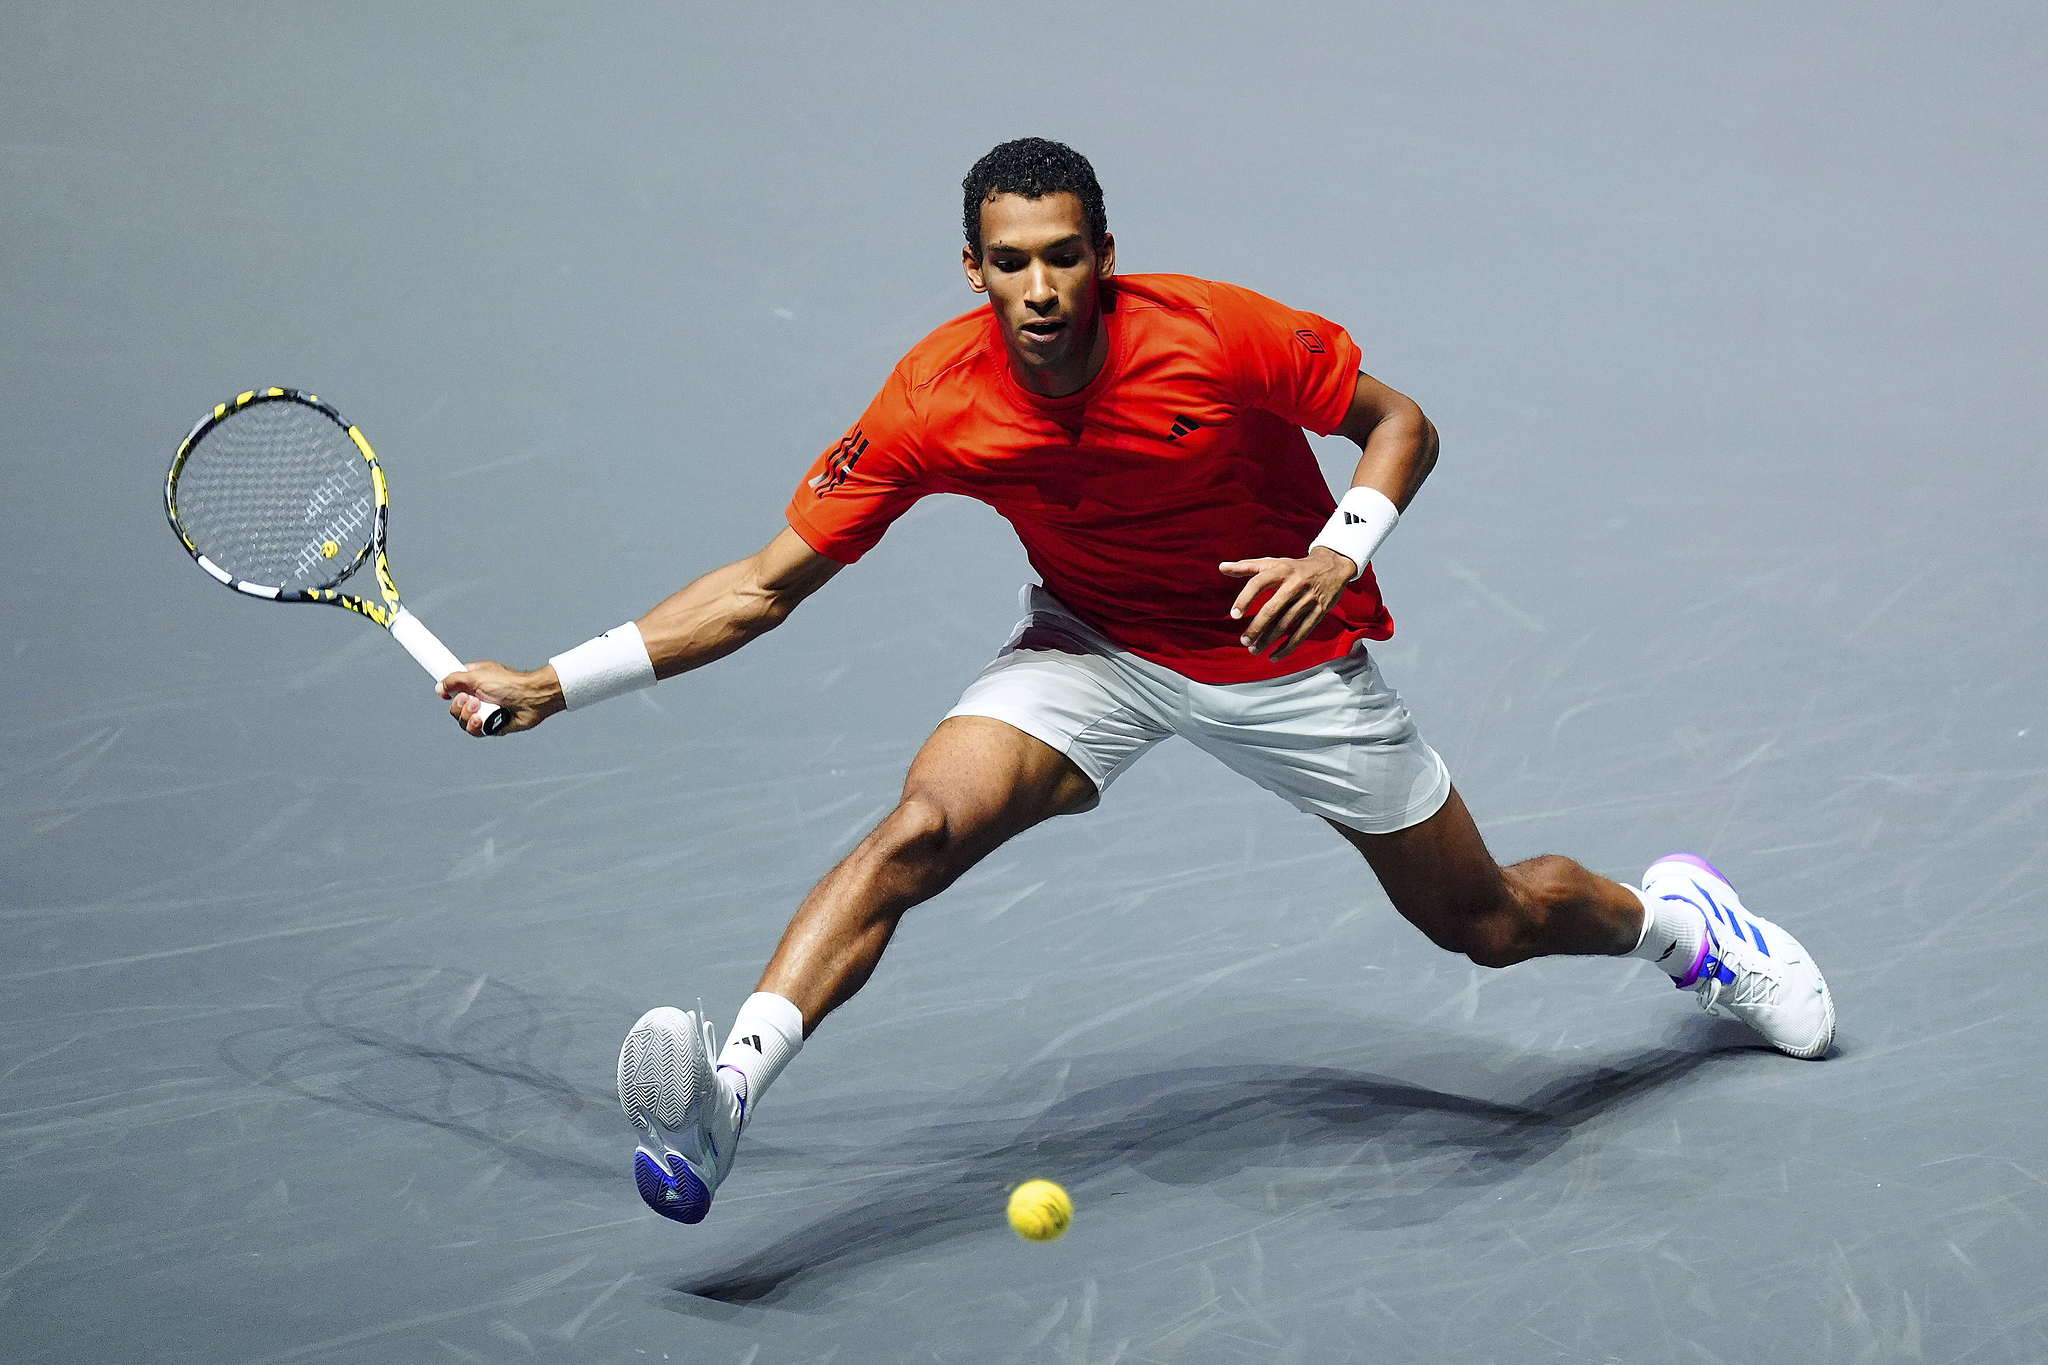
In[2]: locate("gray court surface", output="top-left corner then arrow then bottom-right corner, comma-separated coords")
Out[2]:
5,4 -> 2045,1362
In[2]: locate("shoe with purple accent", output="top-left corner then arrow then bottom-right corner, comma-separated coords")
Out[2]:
1644,853 -> 1835,1060
617,1006 -> 744,1224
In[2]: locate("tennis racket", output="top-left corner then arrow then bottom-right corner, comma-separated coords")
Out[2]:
164,387 -> 509,736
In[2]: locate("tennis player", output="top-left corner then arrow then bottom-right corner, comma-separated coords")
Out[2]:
442,138 -> 1835,1225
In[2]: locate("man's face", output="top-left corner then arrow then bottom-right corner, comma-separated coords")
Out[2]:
963,191 -> 1116,385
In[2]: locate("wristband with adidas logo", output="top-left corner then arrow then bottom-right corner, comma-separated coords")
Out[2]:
1309,486 -> 1400,582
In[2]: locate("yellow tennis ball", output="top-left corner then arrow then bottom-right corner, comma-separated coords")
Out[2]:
1007,1179 -> 1072,1242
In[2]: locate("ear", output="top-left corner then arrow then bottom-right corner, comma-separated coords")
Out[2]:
962,245 -> 988,294
1095,232 -> 1116,281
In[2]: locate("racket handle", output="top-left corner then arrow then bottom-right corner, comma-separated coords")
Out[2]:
389,606 -> 508,736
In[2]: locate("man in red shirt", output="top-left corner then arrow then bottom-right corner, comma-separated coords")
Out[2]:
444,139 -> 1835,1227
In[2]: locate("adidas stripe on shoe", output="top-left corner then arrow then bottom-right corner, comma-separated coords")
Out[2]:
1644,853 -> 1835,1059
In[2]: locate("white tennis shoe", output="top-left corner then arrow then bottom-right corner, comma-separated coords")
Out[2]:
1645,854 -> 1836,1060
617,1006 -> 744,1224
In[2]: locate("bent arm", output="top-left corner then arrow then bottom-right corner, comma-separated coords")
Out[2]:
1220,371 -> 1437,660
1332,370 -> 1438,513
440,525 -> 842,734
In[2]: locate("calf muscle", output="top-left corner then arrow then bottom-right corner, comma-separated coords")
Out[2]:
1330,789 -> 1643,967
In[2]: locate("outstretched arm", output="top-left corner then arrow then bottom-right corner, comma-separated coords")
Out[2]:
1220,371 -> 1438,661
440,526 -> 842,735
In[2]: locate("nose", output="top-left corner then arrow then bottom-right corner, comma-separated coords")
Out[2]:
1024,263 -> 1057,313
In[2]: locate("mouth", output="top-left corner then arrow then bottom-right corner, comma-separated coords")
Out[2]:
1018,318 -> 1067,345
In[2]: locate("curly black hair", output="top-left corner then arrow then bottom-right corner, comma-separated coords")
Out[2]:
961,138 -> 1108,260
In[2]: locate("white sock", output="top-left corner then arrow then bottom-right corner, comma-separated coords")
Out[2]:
715,992 -> 804,1131
1625,883 -> 1709,981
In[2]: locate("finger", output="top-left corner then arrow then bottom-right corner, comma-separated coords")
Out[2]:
1270,593 -> 1331,660
1244,583 -> 1290,648
1231,566 -> 1285,621
1269,601 -> 1318,658
1245,576 -> 1304,648
1218,558 -> 1273,581
1258,592 -> 1312,656
1256,576 -> 1327,654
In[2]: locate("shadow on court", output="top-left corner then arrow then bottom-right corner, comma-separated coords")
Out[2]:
217,964 -> 621,1183
673,1026 -> 1746,1307
212,964 -> 1758,1312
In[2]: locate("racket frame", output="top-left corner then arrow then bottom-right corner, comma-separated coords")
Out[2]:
165,388 -> 507,735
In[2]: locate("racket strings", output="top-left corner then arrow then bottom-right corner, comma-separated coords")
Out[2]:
172,401 -> 377,591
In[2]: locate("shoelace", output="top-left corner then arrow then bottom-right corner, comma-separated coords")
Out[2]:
699,1003 -> 719,1067
1695,932 -> 1785,1013
687,1008 -> 746,1181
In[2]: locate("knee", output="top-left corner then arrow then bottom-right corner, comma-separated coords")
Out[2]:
1457,855 -> 1579,968
1410,890 -> 1520,968
866,792 -> 980,894
1460,926 -> 1526,971
872,794 -> 952,862
1433,856 -> 1579,969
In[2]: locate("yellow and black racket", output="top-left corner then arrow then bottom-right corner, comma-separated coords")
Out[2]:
164,388 -> 508,735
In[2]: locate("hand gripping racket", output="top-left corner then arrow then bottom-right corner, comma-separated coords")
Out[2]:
164,388 -> 509,735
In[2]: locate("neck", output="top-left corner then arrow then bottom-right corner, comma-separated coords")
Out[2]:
1009,313 -> 1110,399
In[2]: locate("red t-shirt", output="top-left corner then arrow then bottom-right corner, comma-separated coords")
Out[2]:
785,273 -> 1394,684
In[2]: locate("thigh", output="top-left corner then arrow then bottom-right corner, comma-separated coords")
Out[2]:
1325,787 -> 1510,943
945,605 -> 1175,806
901,715 -> 1103,853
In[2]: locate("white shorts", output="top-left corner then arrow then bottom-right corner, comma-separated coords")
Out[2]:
944,586 -> 1453,834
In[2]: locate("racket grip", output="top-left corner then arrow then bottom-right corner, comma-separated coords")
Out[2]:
389,606 -> 507,736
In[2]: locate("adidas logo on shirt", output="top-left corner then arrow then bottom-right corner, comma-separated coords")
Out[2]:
1167,414 -> 1202,441
808,429 -> 868,495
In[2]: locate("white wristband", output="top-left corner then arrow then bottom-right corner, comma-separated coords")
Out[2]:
549,622 -> 656,710
1309,486 -> 1400,582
